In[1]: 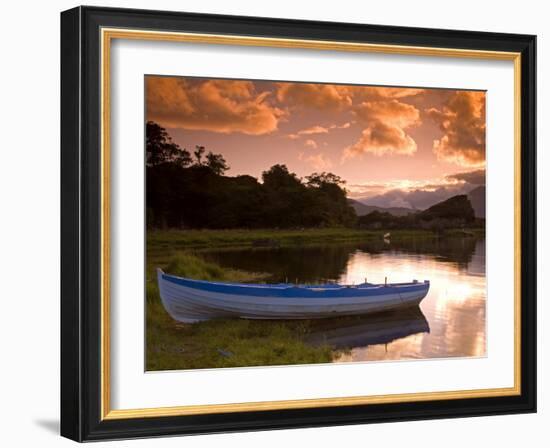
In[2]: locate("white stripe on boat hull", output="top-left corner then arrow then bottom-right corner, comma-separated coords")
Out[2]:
157,269 -> 429,323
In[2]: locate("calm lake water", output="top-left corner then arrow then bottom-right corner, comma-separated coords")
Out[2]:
201,236 -> 486,362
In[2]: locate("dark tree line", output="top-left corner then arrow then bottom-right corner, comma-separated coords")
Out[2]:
146,121 -> 229,174
146,122 -> 357,229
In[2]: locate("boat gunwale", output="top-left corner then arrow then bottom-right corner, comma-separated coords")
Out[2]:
158,269 -> 430,299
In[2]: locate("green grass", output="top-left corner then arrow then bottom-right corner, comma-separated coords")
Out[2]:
147,227 -> 442,251
146,252 -> 336,370
163,252 -> 268,282
147,313 -> 334,370
441,227 -> 486,237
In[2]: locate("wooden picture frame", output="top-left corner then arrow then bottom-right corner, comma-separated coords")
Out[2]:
61,6 -> 536,441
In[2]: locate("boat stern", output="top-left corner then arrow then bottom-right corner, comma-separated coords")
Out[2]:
156,268 -> 218,323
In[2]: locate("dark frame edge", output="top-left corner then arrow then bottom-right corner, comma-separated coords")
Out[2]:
519,34 -> 537,414
61,6 -> 84,442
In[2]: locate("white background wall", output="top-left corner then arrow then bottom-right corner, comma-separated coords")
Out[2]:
0,0 -> 546,446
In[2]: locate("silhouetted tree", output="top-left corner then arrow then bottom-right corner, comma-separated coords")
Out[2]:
146,121 -> 191,168
305,172 -> 345,188
205,151 -> 230,175
262,164 -> 302,190
194,145 -> 206,165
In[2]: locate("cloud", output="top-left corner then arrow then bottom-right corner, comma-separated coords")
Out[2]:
298,152 -> 333,171
377,87 -> 425,98
276,82 -> 352,111
359,186 -> 469,210
304,139 -> 318,149
348,177 -> 454,198
343,99 -> 421,159
343,121 -> 417,159
426,91 -> 486,167
354,100 -> 421,128
277,83 -> 424,114
146,76 -> 285,135
348,169 -> 485,209
288,122 -> 352,139
349,86 -> 425,101
388,197 -> 413,208
446,169 -> 485,185
347,181 -> 393,197
298,125 -> 329,135
334,122 -> 351,129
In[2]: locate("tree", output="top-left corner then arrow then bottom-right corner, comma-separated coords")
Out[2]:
146,121 -> 192,168
205,151 -> 230,175
194,145 -> 206,165
304,172 -> 356,227
261,164 -> 302,190
305,172 -> 345,188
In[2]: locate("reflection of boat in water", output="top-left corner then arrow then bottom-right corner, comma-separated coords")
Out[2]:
306,307 -> 430,349
157,269 -> 430,323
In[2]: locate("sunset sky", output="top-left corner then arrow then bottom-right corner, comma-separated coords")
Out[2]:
146,76 -> 486,210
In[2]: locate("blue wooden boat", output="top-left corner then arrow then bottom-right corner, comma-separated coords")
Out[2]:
157,269 -> 430,323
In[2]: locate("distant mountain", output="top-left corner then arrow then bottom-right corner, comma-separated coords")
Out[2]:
348,199 -> 415,217
468,186 -> 486,218
357,194 -> 479,230
417,194 -> 475,222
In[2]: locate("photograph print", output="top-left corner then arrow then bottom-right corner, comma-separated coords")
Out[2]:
145,75 -> 486,371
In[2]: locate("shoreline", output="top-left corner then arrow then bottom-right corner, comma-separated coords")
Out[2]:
148,227 -> 485,250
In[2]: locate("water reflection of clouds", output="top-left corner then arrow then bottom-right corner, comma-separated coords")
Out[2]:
207,238 -> 486,362
335,240 -> 486,362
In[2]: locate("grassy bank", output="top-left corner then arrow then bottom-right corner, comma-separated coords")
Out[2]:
147,227 -> 464,251
146,252 -> 335,370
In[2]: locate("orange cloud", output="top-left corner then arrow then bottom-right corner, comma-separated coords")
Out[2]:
298,125 -> 329,135
304,139 -> 318,149
377,87 -> 425,98
276,82 -> 352,111
446,169 -> 485,185
344,122 -> 417,159
344,98 -> 421,159
426,91 -> 486,167
277,84 -> 423,113
334,122 -> 351,129
354,99 -> 420,128
349,86 -> 425,101
299,152 -> 333,171
146,76 -> 285,135
288,122 -> 352,139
